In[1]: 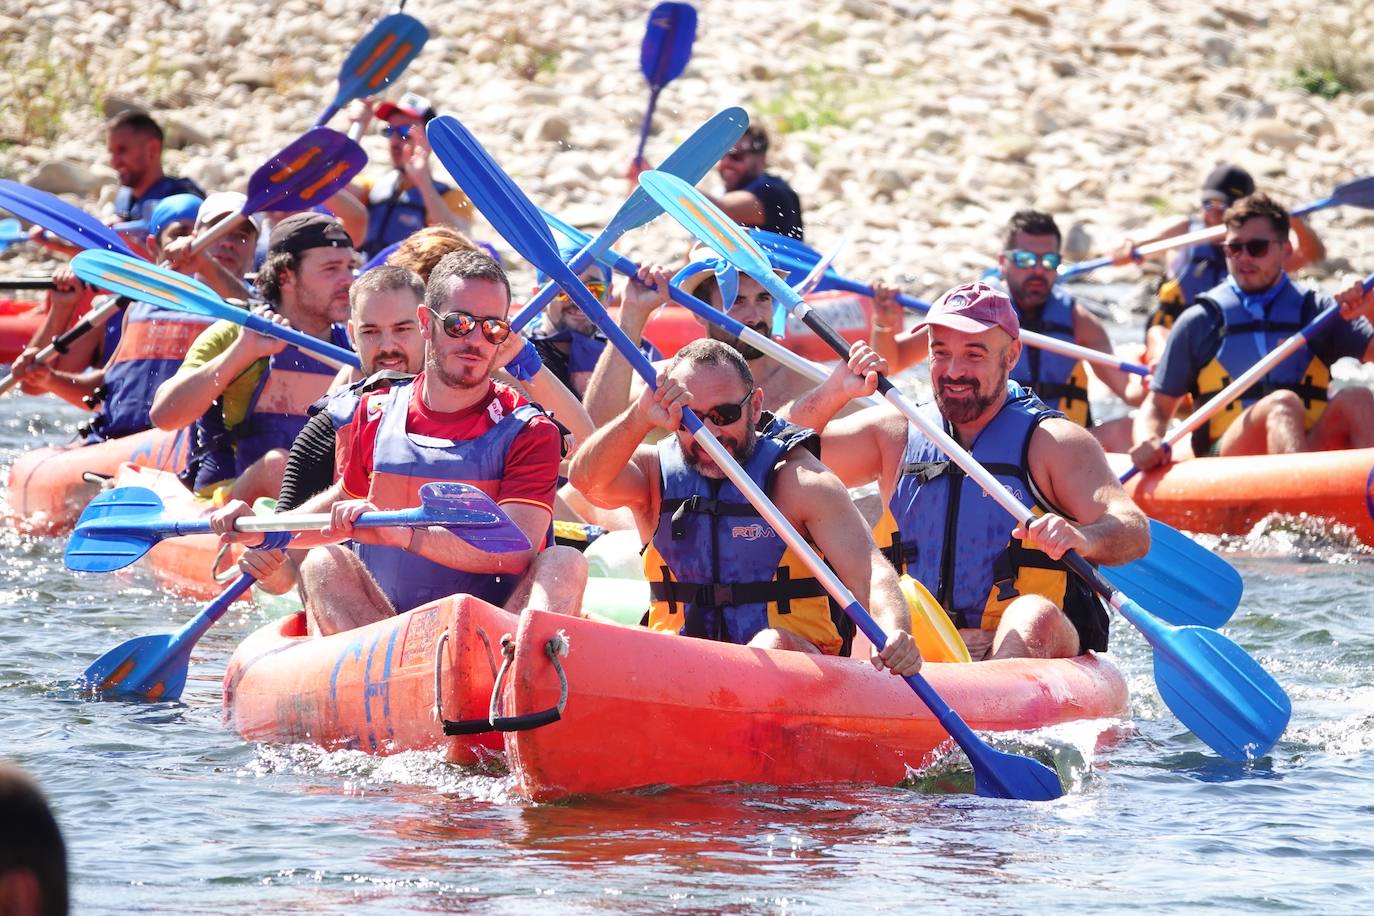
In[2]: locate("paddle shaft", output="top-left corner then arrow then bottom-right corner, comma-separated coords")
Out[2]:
0,296 -> 126,396
633,87 -> 663,165
0,277 -> 54,290
1121,273 -> 1374,483
186,211 -> 251,257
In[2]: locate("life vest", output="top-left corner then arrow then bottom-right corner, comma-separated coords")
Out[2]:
873,382 -> 1108,651
527,329 -> 660,395
643,415 -> 852,656
1010,288 -> 1092,426
1188,276 -> 1328,455
85,301 -> 212,443
231,324 -> 352,477
309,370 -> 416,475
357,380 -> 545,614
361,170 -> 453,257
1150,219 -> 1229,337
113,176 -> 206,226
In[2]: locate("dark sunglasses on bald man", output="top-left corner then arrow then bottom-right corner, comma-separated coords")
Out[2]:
696,388 -> 755,426
1222,238 -> 1275,259
425,307 -> 512,345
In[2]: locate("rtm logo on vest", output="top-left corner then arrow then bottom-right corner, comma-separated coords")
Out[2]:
731,524 -> 776,540
982,485 -> 1027,503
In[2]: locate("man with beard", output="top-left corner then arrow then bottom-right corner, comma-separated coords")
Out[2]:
569,338 -> 920,673
150,213 -> 355,504
785,282 -> 1149,661
213,250 -> 584,635
1131,194 -> 1374,468
705,124 -> 803,240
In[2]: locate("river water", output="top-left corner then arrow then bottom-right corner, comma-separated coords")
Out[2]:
3,386 -> 1373,914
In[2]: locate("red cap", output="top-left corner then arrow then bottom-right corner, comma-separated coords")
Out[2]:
916,281 -> 1019,339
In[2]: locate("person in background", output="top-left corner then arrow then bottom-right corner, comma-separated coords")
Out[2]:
344,93 -> 474,259
1130,193 -> 1374,468
0,763 -> 68,916
707,123 -> 803,241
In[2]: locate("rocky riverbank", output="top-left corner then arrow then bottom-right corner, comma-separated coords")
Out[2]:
3,0 -> 1373,304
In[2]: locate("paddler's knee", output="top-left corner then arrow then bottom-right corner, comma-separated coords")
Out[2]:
519,545 -> 588,617
988,595 -> 1079,660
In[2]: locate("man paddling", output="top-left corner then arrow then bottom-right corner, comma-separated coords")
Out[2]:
570,338 -> 920,674
149,212 -> 354,504
213,249 -> 585,635
1131,193 -> 1374,467
788,282 -> 1149,661
707,124 -> 803,241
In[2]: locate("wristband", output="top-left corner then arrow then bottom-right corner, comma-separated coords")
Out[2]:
505,338 -> 543,382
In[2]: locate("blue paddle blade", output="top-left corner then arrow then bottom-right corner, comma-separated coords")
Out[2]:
319,13 -> 430,124
1101,520 -> 1242,629
641,2 -> 697,86
65,486 -> 169,572
416,482 -> 532,553
1117,598 -> 1291,760
971,744 -> 1064,801
245,128 -> 368,214
615,107 -> 748,236
0,179 -> 138,257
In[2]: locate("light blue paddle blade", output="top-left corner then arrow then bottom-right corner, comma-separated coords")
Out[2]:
65,487 -> 170,572
1101,519 -> 1242,628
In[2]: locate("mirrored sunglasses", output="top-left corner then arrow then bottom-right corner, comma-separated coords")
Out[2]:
1003,249 -> 1062,271
425,307 -> 512,345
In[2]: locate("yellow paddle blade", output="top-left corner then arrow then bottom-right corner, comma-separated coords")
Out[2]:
901,575 -> 971,664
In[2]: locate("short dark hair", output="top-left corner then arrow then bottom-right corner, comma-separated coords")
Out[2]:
667,338 -> 754,389
1002,209 -> 1061,250
425,250 -> 511,314
0,765 -> 67,916
255,250 -> 299,306
741,124 -> 770,154
350,264 -> 425,323
1224,192 -> 1290,240
106,109 -> 163,143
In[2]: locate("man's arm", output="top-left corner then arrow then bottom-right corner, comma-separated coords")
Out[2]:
1072,302 -> 1137,402
567,405 -> 658,518
1025,417 -> 1150,566
149,317 -> 287,430
775,452 -> 920,675
581,265 -> 670,427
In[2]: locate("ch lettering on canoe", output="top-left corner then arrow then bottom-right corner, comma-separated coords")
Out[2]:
731,523 -> 775,540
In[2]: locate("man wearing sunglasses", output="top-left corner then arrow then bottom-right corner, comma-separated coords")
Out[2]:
709,124 -> 804,241
569,338 -> 920,674
345,93 -> 474,259
996,210 -> 1144,451
786,282 -> 1149,662
1131,194 -> 1374,468
215,249 -> 584,636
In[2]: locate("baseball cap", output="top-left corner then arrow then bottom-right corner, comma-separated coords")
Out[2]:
1201,163 -> 1255,203
146,193 -> 203,240
194,191 -> 263,236
267,212 -> 353,257
916,281 -> 1020,339
375,91 -> 436,122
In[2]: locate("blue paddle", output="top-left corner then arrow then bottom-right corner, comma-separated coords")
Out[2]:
633,2 -> 698,169
0,179 -> 138,258
79,540 -> 290,702
0,217 -> 26,252
187,127 -> 368,256
316,12 -> 431,127
428,114 -> 1065,801
1122,274 -> 1374,483
641,168 -> 1292,762
537,207 -> 1243,631
66,481 -> 530,573
508,107 -> 746,333
1061,175 -> 1374,280
750,229 -> 1150,377
70,250 -> 361,369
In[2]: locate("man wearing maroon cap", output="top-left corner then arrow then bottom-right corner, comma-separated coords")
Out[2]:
344,92 -> 474,259
785,281 -> 1149,661
150,212 -> 356,504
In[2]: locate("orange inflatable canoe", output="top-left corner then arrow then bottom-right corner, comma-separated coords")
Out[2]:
224,595 -> 516,764
5,427 -> 190,535
503,609 -> 1128,800
0,296 -> 48,364
1113,447 -> 1374,546
641,289 -> 873,360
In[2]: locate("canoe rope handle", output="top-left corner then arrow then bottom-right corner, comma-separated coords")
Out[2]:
439,629 -> 570,736
211,543 -> 238,584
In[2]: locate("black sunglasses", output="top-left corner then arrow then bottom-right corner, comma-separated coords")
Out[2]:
696,388 -> 755,426
425,307 -> 512,345
1222,238 -> 1276,259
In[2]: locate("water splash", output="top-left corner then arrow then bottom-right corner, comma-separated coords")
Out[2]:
1196,514 -> 1373,563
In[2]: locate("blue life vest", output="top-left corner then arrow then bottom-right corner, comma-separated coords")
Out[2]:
357,381 -> 543,614
309,370 -> 416,471
85,301 -> 212,443
1010,287 -> 1091,426
876,382 -> 1108,650
1188,276 -> 1327,454
361,171 -> 453,258
113,176 -> 206,243
643,416 -> 851,656
527,329 -> 661,395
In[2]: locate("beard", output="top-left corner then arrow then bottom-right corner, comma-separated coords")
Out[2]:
425,341 -> 496,390
708,320 -> 770,361
933,374 -> 1003,424
683,424 -> 757,479
1007,273 -> 1051,310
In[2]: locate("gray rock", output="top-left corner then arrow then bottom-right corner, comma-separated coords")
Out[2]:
102,95 -> 146,119
525,112 -> 571,145
1248,118 -> 1308,151
227,65 -> 273,90
1199,32 -> 1236,67
162,118 -> 212,150
26,158 -> 104,195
